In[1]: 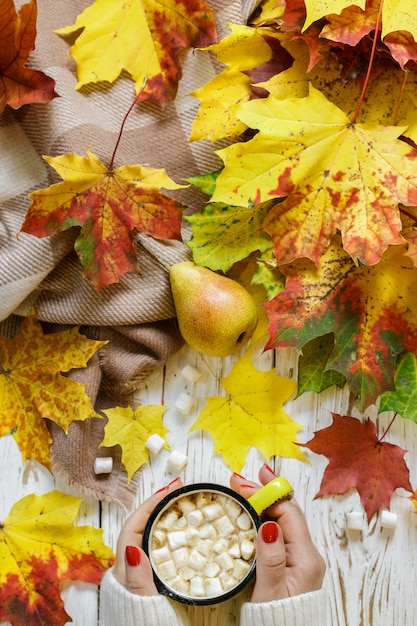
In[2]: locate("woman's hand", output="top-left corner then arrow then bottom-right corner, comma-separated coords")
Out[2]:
113,477 -> 183,595
230,465 -> 326,603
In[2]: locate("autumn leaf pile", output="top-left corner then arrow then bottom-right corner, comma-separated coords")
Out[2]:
3,0 -> 417,621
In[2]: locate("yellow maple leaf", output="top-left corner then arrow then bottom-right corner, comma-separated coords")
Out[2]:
102,404 -> 170,482
0,490 -> 114,625
213,85 -> 417,266
55,0 -> 216,104
189,353 -> 304,472
303,0 -> 365,32
190,24 -> 287,142
0,313 -> 104,467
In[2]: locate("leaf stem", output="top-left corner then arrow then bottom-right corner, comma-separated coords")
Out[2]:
135,235 -> 172,273
350,0 -> 384,124
393,70 -> 408,126
377,412 -> 397,444
109,94 -> 141,170
109,77 -> 148,170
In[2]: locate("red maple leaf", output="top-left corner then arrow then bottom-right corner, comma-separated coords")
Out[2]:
0,0 -> 57,113
299,413 -> 413,521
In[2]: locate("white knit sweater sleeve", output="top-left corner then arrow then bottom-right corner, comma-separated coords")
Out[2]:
99,569 -> 187,626
240,589 -> 329,626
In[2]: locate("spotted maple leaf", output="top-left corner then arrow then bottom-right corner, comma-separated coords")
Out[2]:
0,313 -> 104,467
20,150 -> 185,290
0,490 -> 114,626
213,86 -> 417,267
264,237 -> 417,411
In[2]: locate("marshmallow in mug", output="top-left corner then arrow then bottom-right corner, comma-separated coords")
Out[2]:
143,479 -> 293,606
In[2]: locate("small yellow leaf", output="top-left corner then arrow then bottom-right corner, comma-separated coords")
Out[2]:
189,353 -> 304,472
102,404 -> 170,482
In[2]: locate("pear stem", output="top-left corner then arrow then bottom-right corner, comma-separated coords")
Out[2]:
136,236 -> 172,273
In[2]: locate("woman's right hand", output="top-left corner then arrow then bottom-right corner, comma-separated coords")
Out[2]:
230,465 -> 326,603
113,477 -> 184,595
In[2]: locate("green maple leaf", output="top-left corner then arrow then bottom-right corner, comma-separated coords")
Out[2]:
379,351 -> 417,421
252,247 -> 286,301
297,334 -> 346,396
186,202 -> 272,272
264,236 -> 417,411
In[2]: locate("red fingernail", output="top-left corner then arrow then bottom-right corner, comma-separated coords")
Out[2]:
232,472 -> 255,489
154,477 -> 181,494
154,485 -> 168,494
261,521 -> 279,544
167,477 -> 181,488
125,545 -> 141,566
263,463 -> 276,477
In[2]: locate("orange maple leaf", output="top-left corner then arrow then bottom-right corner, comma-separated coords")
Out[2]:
0,490 -> 114,626
299,413 -> 413,521
0,0 -> 57,114
0,313 -> 105,467
20,150 -> 185,290
264,237 -> 417,411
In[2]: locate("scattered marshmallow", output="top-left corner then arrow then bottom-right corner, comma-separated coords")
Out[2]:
180,365 -> 202,382
215,552 -> 234,571
189,549 -> 208,571
174,392 -> 194,414
145,433 -> 166,455
94,457 -> 113,474
233,559 -> 251,581
172,547 -> 189,567
158,559 -> 177,581
380,510 -> 397,530
167,450 -> 188,474
346,511 -> 364,531
228,543 -> 241,558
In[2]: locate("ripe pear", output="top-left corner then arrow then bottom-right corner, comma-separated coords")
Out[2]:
169,261 -> 258,357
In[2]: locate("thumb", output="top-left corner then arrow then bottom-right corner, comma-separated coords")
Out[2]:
251,521 -> 289,602
124,545 -> 159,596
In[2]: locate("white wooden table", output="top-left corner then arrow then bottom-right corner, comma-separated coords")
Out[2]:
2,343 -> 417,626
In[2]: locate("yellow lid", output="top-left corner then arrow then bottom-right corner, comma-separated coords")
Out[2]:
248,477 -> 293,515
